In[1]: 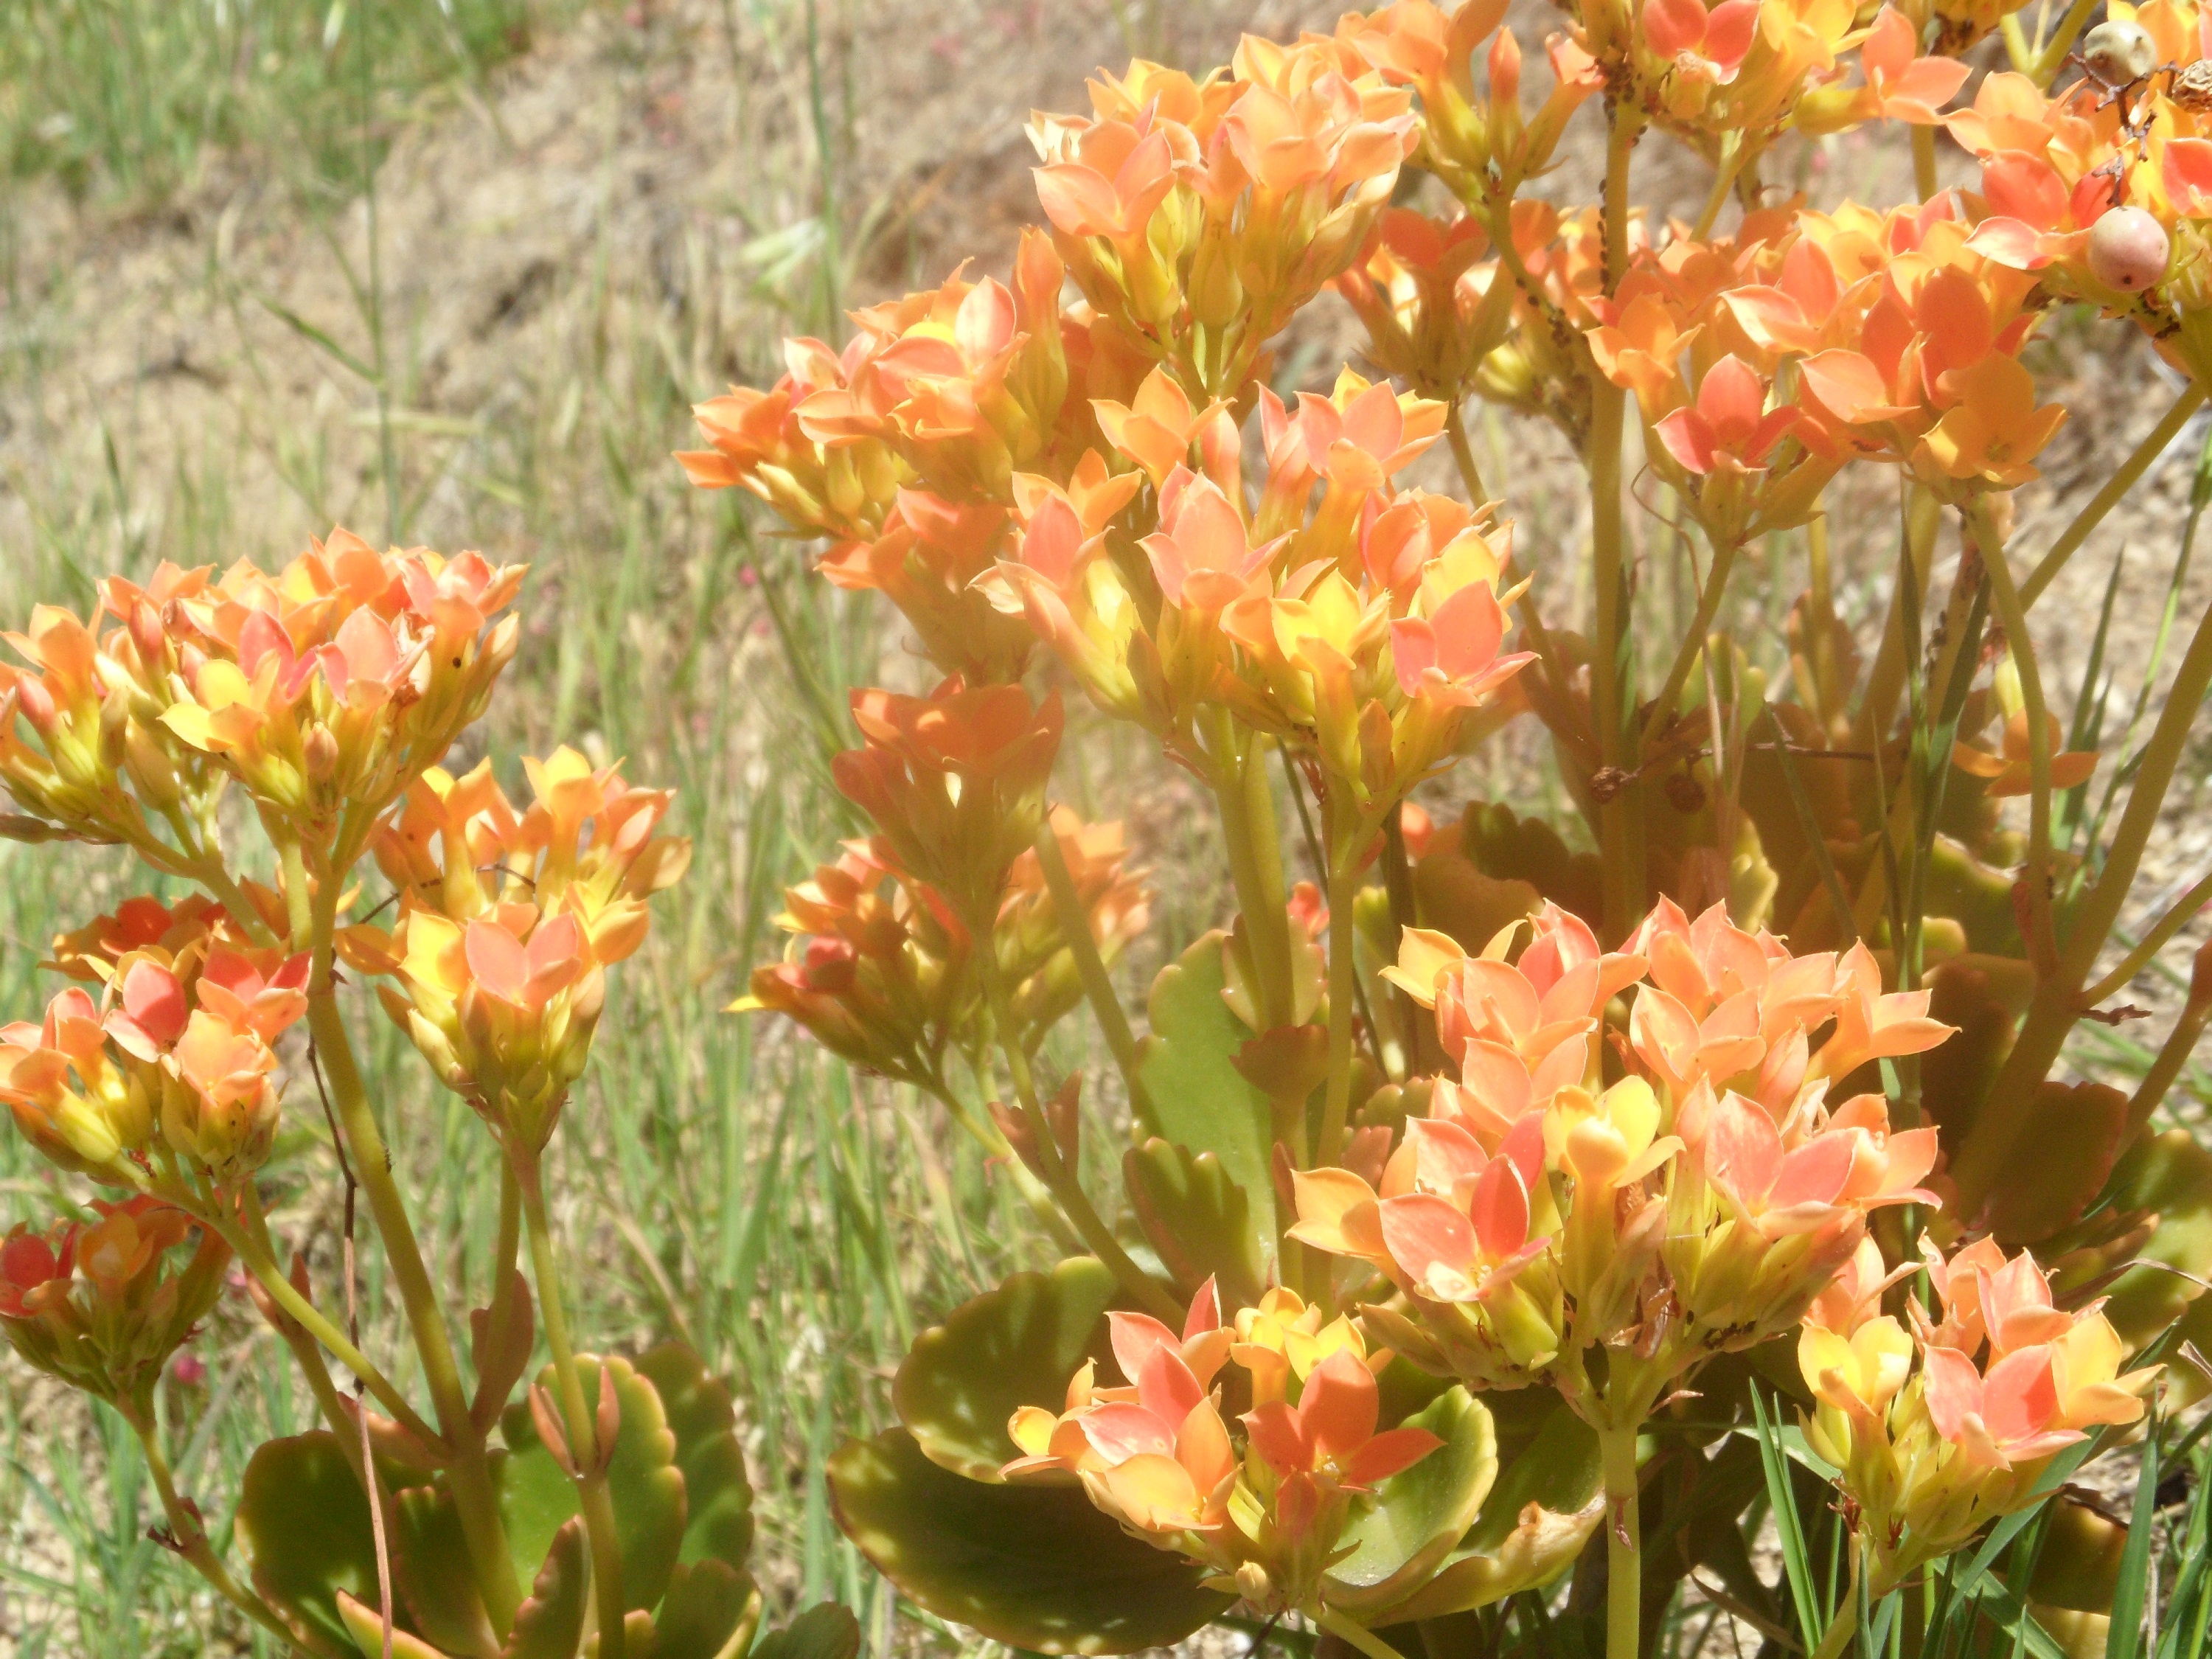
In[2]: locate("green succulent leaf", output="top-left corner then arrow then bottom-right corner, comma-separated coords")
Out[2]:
235,1431 -> 385,1652
1324,1388 -> 1498,1615
1134,931 -> 1277,1247
893,1256 -> 1117,1482
2098,1131 -> 2212,1344
338,1592 -> 451,1659
636,1343 -> 756,1569
1121,1138 -> 1266,1307
827,1427 -> 1230,1654
504,1517 -> 589,1659
498,1354 -> 688,1613
391,1481 -> 499,1655
639,1560 -> 759,1659
1984,1081 -> 2130,1244
1364,1397 -> 1604,1623
750,1601 -> 863,1659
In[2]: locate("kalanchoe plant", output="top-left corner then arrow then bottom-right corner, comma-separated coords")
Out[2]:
0,537 -> 848,1659
690,1 -> 2212,1655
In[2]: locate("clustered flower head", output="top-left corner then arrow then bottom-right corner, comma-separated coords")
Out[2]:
1293,899 -> 1953,1422
0,1196 -> 227,1408
738,804 -> 1151,1086
1,531 -> 524,865
338,748 -> 691,1155
1003,1280 -> 1441,1617
1800,1238 -> 2156,1593
0,893 -> 310,1188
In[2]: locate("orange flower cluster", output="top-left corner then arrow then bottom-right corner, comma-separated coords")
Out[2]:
0,1195 -> 227,1407
1003,1280 -> 1439,1615
1801,1237 -> 2155,1591
1,532 -> 523,861
0,894 -> 310,1186
1293,900 -> 1952,1420
997,365 -> 1535,815
738,805 -> 1150,1086
1945,4 -> 2212,375
338,749 -> 691,1153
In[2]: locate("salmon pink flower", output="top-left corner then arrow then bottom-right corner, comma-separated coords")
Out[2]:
1951,709 -> 2099,798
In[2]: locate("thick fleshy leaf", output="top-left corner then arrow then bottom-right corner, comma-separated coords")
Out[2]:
1123,1138 -> 1267,1306
1983,1082 -> 2129,1244
639,1560 -> 758,1659
893,1256 -> 1117,1482
749,1601 -> 862,1659
1134,931 -> 1277,1247
236,1431 -> 384,1651
338,1593 -> 450,1659
504,1518 -> 588,1659
1367,1397 -> 1603,1622
827,1428 -> 1230,1653
1323,1388 -> 1498,1614
391,1481 -> 500,1656
635,1343 -> 756,1570
498,1355 -> 687,1614
2097,1131 -> 2212,1345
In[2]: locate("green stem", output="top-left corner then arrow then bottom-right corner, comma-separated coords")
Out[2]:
1316,1607 -> 1413,1659
1910,125 -> 1940,201
1032,813 -> 1154,1124
1600,1427 -> 1643,1659
2031,0 -> 2104,82
1688,136 -> 1745,240
1810,1597 -> 1859,1659
516,1156 -> 628,1659
975,949 -> 1181,1320
2125,999 -> 2212,1138
922,1077 -> 1086,1256
201,1200 -> 437,1444
1854,487 -> 1941,753
1641,532 -> 1740,762
2082,866 -> 2212,1005
131,1408 -> 347,1658
1206,709 -> 1296,1029
1444,400 -> 1489,507
1315,812 -> 1364,1170
2022,385 -> 2207,609
1969,499 -> 2059,970
1591,102 -> 1645,942
304,879 -> 522,1630
1953,537 -> 2212,1210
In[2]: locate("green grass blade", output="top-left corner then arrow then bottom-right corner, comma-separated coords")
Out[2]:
2106,1401 -> 2161,1659
1750,1385 -> 1826,1647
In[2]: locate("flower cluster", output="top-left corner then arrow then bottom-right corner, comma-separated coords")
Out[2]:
1004,1281 -> 1440,1616
1,532 -> 523,863
1294,900 -> 1952,1422
338,748 -> 691,1155
1801,1239 -> 2155,1593
740,803 -> 1150,1084
0,893 -> 310,1188
0,1197 -> 228,1408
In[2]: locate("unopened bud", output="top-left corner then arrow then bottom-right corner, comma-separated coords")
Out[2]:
130,600 -> 165,667
125,724 -> 182,810
15,676 -> 57,734
1235,1562 -> 1276,1612
98,694 -> 129,771
2087,206 -> 2170,293
303,726 -> 339,783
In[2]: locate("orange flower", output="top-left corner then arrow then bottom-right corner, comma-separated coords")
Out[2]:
1952,709 -> 2099,797
834,679 -> 1063,924
0,1196 -> 227,1408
